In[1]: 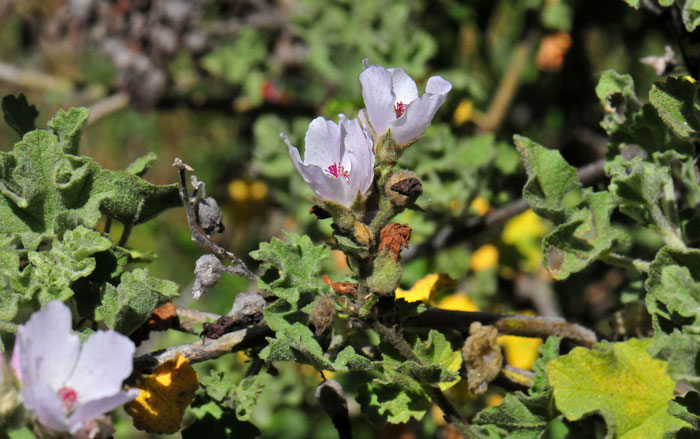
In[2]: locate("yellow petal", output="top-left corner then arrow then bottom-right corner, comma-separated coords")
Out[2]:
395,273 -> 455,303
228,179 -> 250,202
470,244 -> 499,272
485,393 -> 504,407
125,354 -> 199,434
436,293 -> 479,312
249,181 -> 268,200
497,335 -> 543,370
502,210 -> 547,244
453,99 -> 474,126
470,197 -> 490,216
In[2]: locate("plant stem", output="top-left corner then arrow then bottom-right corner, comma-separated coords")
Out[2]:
600,253 -> 651,273
648,200 -> 686,250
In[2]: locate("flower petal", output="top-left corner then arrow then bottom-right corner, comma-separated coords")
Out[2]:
28,379 -> 71,432
342,117 -> 374,196
68,389 -> 140,434
302,117 -> 342,168
426,75 -> 452,95
389,89 -> 449,144
359,65 -> 395,137
64,330 -> 135,403
389,67 -> 418,105
18,301 -> 80,392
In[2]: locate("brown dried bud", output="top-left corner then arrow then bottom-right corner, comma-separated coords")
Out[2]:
386,170 -> 422,206
129,302 -> 178,346
309,205 -> 331,219
322,275 -> 358,297
462,322 -> 503,395
378,223 -> 411,261
311,294 -> 337,336
353,221 -> 373,246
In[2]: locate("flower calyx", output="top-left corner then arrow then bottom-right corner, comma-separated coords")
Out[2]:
366,223 -> 411,296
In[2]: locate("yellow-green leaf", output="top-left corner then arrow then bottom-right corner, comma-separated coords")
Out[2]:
546,338 -> 688,438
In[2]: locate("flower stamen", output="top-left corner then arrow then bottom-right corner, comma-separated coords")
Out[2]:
394,101 -> 407,118
325,162 -> 350,180
58,386 -> 78,413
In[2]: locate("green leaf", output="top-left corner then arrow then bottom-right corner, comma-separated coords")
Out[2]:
515,136 -> 625,279
263,294 -> 313,332
0,129 -> 180,248
514,135 -> 581,224
7,427 -> 37,439
621,0 -> 641,7
94,268 -> 179,334
667,391 -> 700,439
233,374 -> 266,421
125,152 -> 157,177
649,331 -> 700,391
542,190 -> 626,279
2,94 -> 38,137
23,226 -> 112,306
595,71 -> 691,157
259,322 -> 334,371
645,247 -> 700,334
332,345 -> 376,372
680,0 -> 700,32
411,330 -> 462,391
356,378 -> 431,425
547,338 -> 689,438
250,232 -> 330,303
649,76 -> 700,139
47,107 -> 90,155
200,370 -> 237,403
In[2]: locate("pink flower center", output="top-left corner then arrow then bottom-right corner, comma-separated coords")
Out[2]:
394,101 -> 407,118
325,162 -> 350,180
58,386 -> 78,413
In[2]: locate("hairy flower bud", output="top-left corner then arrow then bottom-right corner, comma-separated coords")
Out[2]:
311,294 -> 337,336
385,170 -> 422,206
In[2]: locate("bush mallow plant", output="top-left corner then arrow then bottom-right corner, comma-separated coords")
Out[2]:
282,114 -> 375,208
11,301 -> 139,437
359,59 -> 452,145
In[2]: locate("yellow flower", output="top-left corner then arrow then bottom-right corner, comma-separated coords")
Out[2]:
498,335 -> 543,370
124,354 -> 199,434
485,393 -> 504,407
395,273 -> 455,303
470,197 -> 491,216
470,244 -> 499,272
502,209 -> 548,272
453,99 -> 474,126
228,179 -> 249,202
249,181 -> 268,200
436,293 -> 479,312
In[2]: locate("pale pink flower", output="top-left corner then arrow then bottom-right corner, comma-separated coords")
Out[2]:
282,114 -> 375,207
359,60 -> 452,144
12,301 -> 139,435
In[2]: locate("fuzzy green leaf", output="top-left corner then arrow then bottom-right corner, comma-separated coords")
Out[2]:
250,232 -> 330,303
514,135 -> 581,224
667,392 -> 700,439
411,330 -> 462,390
2,94 -> 38,137
259,322 -> 334,371
23,226 -> 112,306
649,76 -> 700,139
649,331 -> 700,392
547,339 -> 688,439
516,136 -> 625,279
356,378 -> 431,425
680,0 -> 700,31
47,107 -> 90,155
233,374 -> 266,421
200,370 -> 237,403
0,129 -> 180,248
94,268 -> 179,335
125,152 -> 158,177
645,247 -> 700,334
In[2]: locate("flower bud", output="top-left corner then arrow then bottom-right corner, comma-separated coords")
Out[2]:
353,221 -> 373,246
367,252 -> 403,295
311,294 -> 337,336
385,170 -> 422,206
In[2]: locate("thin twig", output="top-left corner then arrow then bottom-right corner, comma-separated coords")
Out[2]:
0,61 -> 72,92
87,91 -> 130,126
403,158 -> 606,262
172,158 -> 257,281
133,324 -> 273,373
404,307 -> 597,347
175,305 -> 221,334
117,223 -> 133,247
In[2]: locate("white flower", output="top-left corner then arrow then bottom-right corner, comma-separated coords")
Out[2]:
282,114 -> 375,207
359,60 -> 452,144
11,301 -> 139,435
